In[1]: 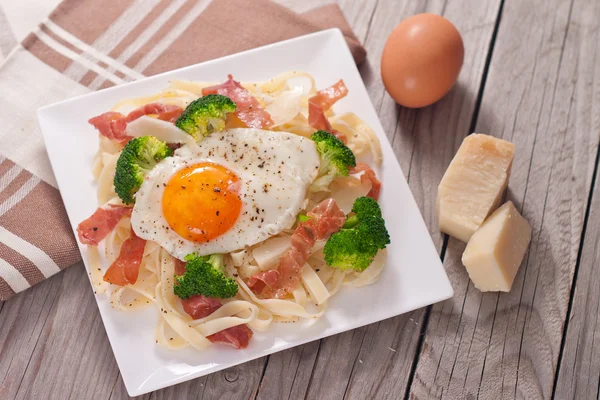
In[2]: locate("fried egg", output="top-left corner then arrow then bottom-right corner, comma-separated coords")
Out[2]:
131,128 -> 320,260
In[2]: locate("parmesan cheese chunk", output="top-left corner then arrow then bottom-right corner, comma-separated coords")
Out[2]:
462,201 -> 531,292
437,134 -> 515,242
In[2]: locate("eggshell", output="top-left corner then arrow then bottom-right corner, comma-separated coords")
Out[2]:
381,13 -> 464,108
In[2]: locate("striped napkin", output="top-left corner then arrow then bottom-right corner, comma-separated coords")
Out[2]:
0,0 -> 366,300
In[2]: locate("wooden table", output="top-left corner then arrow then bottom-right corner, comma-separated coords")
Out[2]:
1,0 -> 599,398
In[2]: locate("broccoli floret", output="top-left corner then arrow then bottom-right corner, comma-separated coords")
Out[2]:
310,130 -> 356,192
114,135 -> 173,204
175,94 -> 236,140
174,253 -> 238,299
323,196 -> 390,271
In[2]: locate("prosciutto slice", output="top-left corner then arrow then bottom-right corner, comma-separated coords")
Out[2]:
178,282 -> 254,348
202,75 -> 274,129
125,103 -> 183,123
350,163 -> 381,200
207,325 -> 253,349
88,112 -> 125,142
103,227 -> 146,286
246,269 -> 279,295
181,294 -> 222,319
77,205 -> 132,246
88,103 -> 183,144
308,80 -> 349,143
247,198 -> 346,298
310,80 -> 349,110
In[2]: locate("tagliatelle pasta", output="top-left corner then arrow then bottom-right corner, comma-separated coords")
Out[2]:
85,71 -> 386,351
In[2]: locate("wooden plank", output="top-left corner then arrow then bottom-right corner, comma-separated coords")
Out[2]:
8,264 -> 120,400
255,341 -> 320,400
555,172 -> 600,395
257,0 -> 503,399
410,0 -> 600,398
199,359 -> 266,400
553,0 -> 600,396
0,272 -> 64,399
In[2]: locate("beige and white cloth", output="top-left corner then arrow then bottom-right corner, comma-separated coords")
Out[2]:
0,0 -> 366,300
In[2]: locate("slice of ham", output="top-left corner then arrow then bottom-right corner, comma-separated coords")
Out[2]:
202,75 -> 274,129
181,294 -> 222,319
178,277 -> 254,349
350,163 -> 381,200
88,103 -> 183,144
308,80 -> 349,143
247,198 -> 346,298
125,103 -> 183,123
308,101 -> 335,132
88,112 -> 128,143
173,258 -> 187,276
310,80 -> 349,111
308,104 -> 347,144
207,324 -> 253,349
103,227 -> 146,286
77,205 -> 132,246
246,269 -> 279,294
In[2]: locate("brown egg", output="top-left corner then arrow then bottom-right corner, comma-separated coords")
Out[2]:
381,13 -> 464,108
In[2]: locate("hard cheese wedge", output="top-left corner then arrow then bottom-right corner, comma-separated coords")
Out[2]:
437,134 -> 515,242
462,201 -> 532,292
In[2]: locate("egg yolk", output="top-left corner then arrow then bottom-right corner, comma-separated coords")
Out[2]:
162,162 -> 242,243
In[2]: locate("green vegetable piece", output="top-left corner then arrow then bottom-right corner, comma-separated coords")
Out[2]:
113,135 -> 173,204
173,253 -> 238,299
175,94 -> 237,140
310,130 -> 356,192
323,196 -> 390,271
298,214 -> 311,223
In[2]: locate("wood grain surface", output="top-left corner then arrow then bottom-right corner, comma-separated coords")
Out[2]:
553,0 -> 600,397
2,0 -> 600,399
409,0 -> 600,398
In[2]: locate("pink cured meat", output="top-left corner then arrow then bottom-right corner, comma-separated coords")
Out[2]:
88,103 -> 183,143
178,286 -> 254,349
125,103 -> 183,123
202,74 -> 274,129
207,324 -> 253,349
76,205 -> 132,246
181,294 -> 222,320
102,227 -> 146,286
310,80 -> 349,111
247,198 -> 346,298
350,163 -> 381,200
245,269 -> 279,296
88,112 -> 128,142
308,80 -> 349,143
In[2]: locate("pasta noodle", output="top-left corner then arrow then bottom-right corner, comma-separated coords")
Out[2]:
89,71 -> 386,350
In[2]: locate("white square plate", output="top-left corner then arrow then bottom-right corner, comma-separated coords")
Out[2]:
37,29 -> 453,396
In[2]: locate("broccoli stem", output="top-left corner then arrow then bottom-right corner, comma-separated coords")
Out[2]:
343,215 -> 359,229
208,254 -> 225,270
298,214 -> 311,223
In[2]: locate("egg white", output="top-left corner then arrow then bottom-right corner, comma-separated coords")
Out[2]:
131,128 -> 320,260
